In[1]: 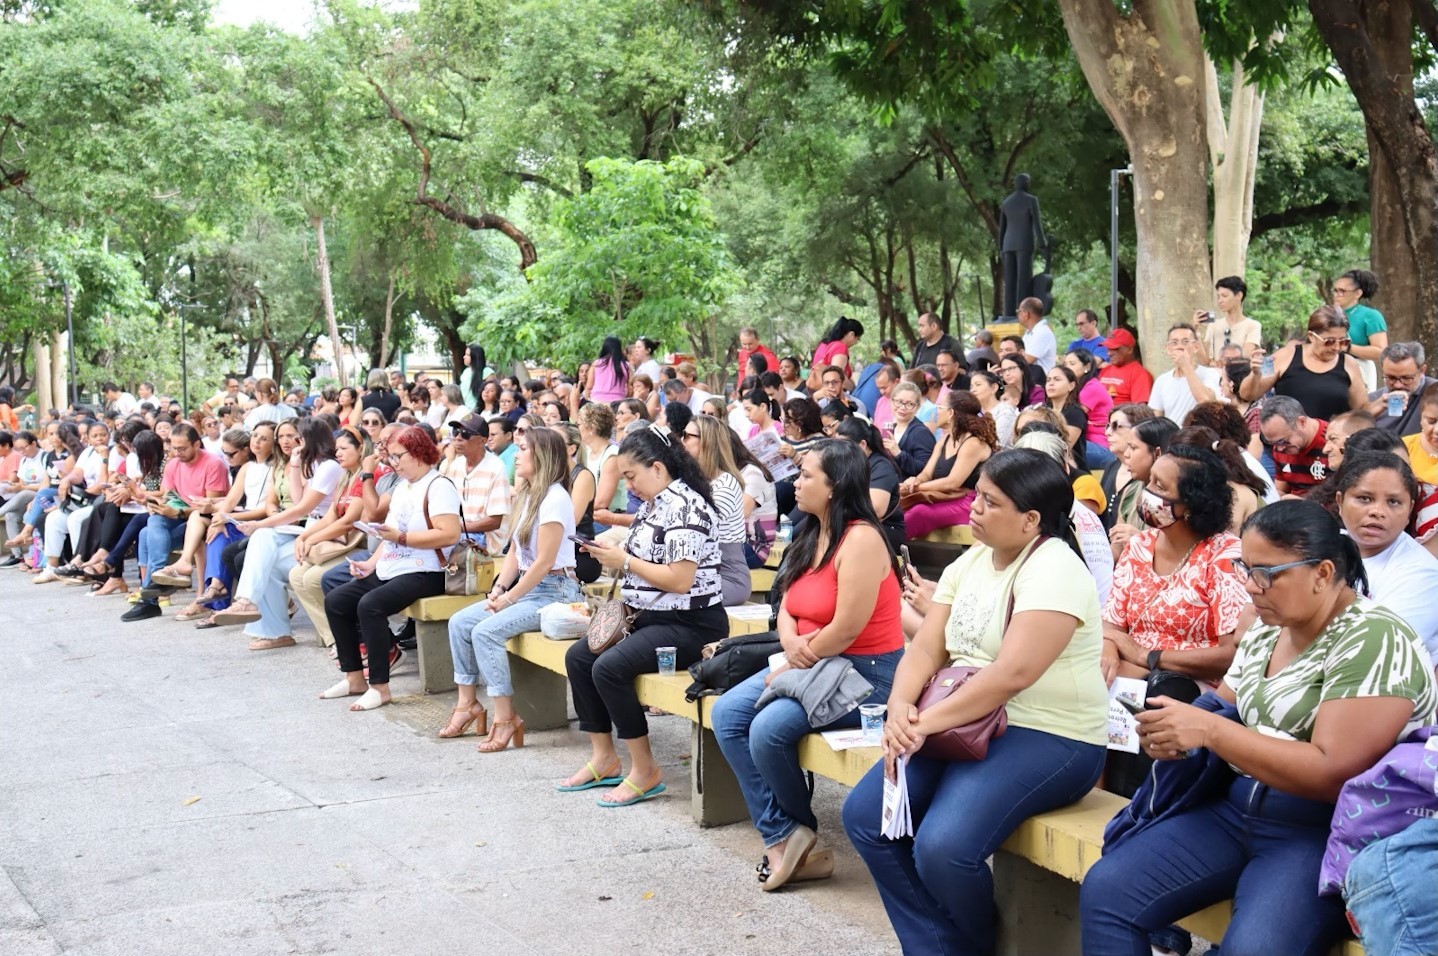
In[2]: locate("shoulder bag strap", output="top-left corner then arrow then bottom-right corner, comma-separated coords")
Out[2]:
418,475 -> 447,567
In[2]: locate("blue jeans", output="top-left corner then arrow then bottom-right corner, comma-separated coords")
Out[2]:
842,727 -> 1104,956
714,650 -> 900,847
1080,775 -> 1348,956
24,488 -> 57,526
203,523 -> 245,597
138,514 -> 186,587
1344,817 -> 1438,956
448,574 -> 583,696
237,528 -> 299,639
1085,440 -> 1116,469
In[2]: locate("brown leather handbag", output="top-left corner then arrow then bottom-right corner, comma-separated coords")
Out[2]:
586,577 -> 664,654
916,535 -> 1049,761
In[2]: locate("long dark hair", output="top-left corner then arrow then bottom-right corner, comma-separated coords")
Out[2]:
466,344 -> 487,408
134,430 -> 165,478
819,316 -> 865,345
774,439 -> 894,595
297,416 -> 336,480
979,448 -> 1082,560
999,354 -> 1040,410
1068,347 -> 1101,390
596,335 -> 630,384
1241,498 -> 1368,594
1334,451 -> 1419,507
834,415 -> 896,465
56,422 -> 84,457
617,426 -> 714,508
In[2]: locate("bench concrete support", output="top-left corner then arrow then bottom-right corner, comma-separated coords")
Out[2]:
993,852 -> 1083,956
509,654 -> 572,731
690,722 -> 748,827
415,620 -> 457,695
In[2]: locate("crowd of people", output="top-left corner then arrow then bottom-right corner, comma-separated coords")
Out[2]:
2,277 -> 1436,955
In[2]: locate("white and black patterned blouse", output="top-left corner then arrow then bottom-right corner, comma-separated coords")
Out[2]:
621,478 -> 723,611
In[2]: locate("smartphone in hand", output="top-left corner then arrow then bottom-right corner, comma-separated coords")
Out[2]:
567,534 -> 595,548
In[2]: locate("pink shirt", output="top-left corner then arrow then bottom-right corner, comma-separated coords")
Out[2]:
872,395 -> 894,431
162,450 -> 230,500
813,340 -> 850,378
0,449 -> 19,483
1077,378 -> 1113,445
590,358 -> 629,403
746,422 -> 781,440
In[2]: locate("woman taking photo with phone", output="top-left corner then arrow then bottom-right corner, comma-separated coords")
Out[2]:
444,428 -> 582,749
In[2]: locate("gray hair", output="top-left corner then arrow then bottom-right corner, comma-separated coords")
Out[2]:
1382,341 -> 1426,367
660,378 -> 688,397
974,329 -> 993,346
441,383 -> 464,406
1259,395 -> 1305,427
1014,430 -> 1074,471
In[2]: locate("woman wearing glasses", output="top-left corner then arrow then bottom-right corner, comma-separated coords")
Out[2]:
881,382 -> 936,480
1331,268 -> 1388,391
1081,499 -> 1436,956
1239,305 -> 1367,422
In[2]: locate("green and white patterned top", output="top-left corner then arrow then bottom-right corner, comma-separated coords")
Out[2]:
1225,597 -> 1437,745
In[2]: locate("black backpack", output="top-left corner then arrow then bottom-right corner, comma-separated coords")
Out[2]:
683,631 -> 784,702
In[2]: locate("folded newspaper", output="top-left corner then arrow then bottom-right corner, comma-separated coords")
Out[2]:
880,754 -> 913,840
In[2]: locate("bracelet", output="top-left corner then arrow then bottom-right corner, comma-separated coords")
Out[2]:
1147,649 -> 1163,672
359,472 -> 374,483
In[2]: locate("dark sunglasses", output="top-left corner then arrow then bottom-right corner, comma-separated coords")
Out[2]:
362,418 -> 383,426
452,428 -> 476,440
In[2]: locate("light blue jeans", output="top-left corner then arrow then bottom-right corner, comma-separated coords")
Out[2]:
448,574 -> 583,696
1345,817 -> 1438,956
713,650 -> 901,847
238,527 -> 300,639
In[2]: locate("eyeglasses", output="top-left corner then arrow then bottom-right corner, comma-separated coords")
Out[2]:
891,399 -> 918,410
1264,429 -> 1303,453
1310,333 -> 1351,349
682,430 -> 700,441
1232,558 -> 1321,590
1384,373 -> 1421,389
362,418 -> 383,427
1166,338 -> 1196,348
822,379 -> 843,387
1332,285 -> 1359,296
1105,419 -> 1131,432
452,428 -> 475,440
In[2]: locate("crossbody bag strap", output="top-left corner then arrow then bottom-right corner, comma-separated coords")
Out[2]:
419,476 -> 447,568
1001,533 -> 1051,635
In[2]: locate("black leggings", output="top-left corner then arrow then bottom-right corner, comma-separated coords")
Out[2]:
220,536 -> 249,587
325,570 -> 444,685
565,605 -> 728,740
89,503 -> 147,579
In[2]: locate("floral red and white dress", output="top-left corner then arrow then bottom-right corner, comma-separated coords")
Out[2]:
1103,529 -> 1249,653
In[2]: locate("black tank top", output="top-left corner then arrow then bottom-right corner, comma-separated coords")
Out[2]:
1275,344 -> 1351,421
932,435 -> 980,489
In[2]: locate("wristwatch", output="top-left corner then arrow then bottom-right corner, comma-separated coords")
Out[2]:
1147,649 -> 1163,672
622,554 -> 633,576
359,472 -> 374,483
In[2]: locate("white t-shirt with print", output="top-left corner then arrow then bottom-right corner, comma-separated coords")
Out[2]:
376,471 -> 462,581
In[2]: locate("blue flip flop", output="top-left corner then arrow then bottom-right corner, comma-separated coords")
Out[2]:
596,778 -> 667,808
555,761 -> 624,792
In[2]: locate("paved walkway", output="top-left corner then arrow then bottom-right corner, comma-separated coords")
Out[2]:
1,571 -> 897,955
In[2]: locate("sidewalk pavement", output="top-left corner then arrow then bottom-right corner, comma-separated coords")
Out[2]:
1,571 -> 898,955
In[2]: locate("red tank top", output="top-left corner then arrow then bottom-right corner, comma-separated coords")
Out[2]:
781,526 -> 903,656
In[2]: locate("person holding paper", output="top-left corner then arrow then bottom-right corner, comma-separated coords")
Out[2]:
712,439 -> 903,891
841,449 -> 1107,956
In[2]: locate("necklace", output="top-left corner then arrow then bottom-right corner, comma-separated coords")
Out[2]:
1157,535 -> 1201,577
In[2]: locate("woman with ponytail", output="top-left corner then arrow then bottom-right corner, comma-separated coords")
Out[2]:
1082,499 -> 1436,956
843,449 -> 1108,956
1171,426 -> 1267,533
558,424 -> 727,806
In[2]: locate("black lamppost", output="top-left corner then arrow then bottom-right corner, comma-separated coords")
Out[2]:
63,280 -> 77,407
1109,166 -> 1133,329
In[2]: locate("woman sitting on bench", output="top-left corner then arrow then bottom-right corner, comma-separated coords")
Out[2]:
1081,500 -> 1436,956
558,424 -> 727,807
444,427 -> 582,750
842,448 -> 1109,956
899,391 -> 995,539
712,439 -> 903,891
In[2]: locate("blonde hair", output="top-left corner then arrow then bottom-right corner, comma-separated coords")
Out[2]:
690,415 -> 742,482
512,426 -> 571,545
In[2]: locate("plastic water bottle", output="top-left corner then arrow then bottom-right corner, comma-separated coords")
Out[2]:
776,515 -> 793,547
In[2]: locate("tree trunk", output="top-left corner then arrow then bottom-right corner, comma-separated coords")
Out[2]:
1058,0 -> 1212,369
1309,0 -> 1438,345
1207,55 -> 1264,279
311,216 -> 347,385
379,273 -> 398,369
34,336 -> 52,414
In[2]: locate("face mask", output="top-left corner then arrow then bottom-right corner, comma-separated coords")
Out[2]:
1138,488 -> 1180,529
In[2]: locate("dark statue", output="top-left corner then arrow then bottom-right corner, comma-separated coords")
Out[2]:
997,173 -> 1050,318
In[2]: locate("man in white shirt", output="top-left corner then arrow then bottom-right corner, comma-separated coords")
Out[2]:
1017,297 -> 1057,371
102,382 -> 139,417
660,377 -> 713,414
1150,323 -> 1222,426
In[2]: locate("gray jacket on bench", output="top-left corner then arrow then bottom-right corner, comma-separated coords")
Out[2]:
754,656 -> 874,728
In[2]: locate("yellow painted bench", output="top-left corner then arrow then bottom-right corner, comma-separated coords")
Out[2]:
917,524 -> 974,547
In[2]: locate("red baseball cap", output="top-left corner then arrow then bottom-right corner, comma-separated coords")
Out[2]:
1104,329 -> 1136,348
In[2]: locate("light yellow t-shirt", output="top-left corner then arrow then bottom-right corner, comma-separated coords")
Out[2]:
933,537 -> 1109,746
1402,433 -> 1438,485
1203,316 -> 1263,359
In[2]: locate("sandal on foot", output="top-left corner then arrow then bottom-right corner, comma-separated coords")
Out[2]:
556,761 -> 625,793
349,688 -> 388,711
477,717 -> 524,753
194,614 -> 221,630
248,636 -> 295,651
174,602 -> 209,621
319,679 -> 364,699
596,777 -> 666,808
437,705 -> 487,739
211,601 -> 260,626
150,567 -> 192,588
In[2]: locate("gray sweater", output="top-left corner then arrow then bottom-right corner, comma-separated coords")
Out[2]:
754,656 -> 874,728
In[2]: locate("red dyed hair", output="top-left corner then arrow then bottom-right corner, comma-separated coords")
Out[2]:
390,425 -> 441,466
